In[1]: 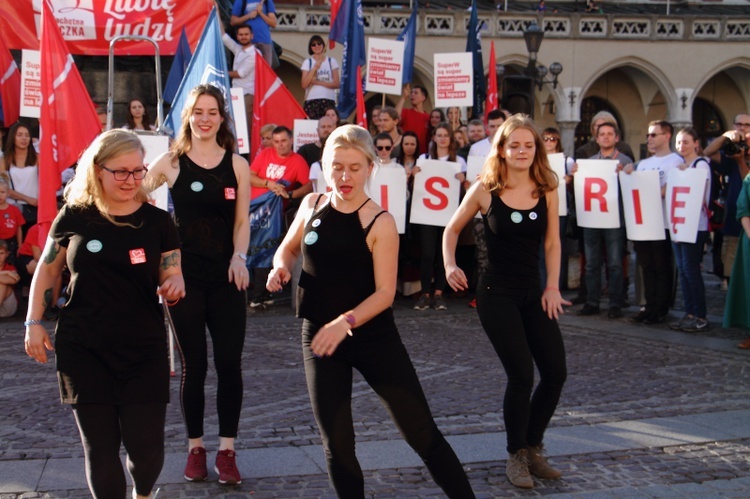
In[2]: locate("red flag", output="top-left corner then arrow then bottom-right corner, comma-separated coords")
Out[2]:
252,51 -> 307,158
484,41 -> 498,125
39,0 -> 101,245
0,36 -> 21,127
329,0 -> 343,49
355,66 -> 367,129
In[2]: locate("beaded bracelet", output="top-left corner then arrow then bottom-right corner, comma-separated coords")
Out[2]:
24,319 -> 44,327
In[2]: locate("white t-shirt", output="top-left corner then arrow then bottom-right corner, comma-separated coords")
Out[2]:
468,138 -> 492,159
300,57 -> 339,102
8,165 -> 39,206
418,153 -> 467,173
636,152 -> 683,187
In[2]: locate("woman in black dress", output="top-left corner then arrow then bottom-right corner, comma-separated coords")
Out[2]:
24,129 -> 185,499
267,124 -> 475,498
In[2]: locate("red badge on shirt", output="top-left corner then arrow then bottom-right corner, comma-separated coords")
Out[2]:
225,187 -> 236,200
129,248 -> 147,264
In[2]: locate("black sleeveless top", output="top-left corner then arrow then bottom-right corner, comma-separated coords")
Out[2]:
171,150 -> 237,281
297,195 -> 394,335
483,193 -> 547,288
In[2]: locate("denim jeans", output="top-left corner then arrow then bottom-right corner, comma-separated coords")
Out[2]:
673,231 -> 708,318
583,227 -> 625,308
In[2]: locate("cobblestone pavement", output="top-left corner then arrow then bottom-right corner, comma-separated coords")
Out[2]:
1,264 -> 749,498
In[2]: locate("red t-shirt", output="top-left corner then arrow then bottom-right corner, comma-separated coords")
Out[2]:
0,204 -> 25,240
400,108 -> 430,155
250,148 -> 310,200
18,224 -> 40,257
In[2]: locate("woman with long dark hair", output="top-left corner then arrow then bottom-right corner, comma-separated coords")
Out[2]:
443,114 -> 569,490
146,84 -> 251,486
2,122 -> 39,232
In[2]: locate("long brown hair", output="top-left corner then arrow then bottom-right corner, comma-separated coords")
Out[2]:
125,99 -> 153,130
480,114 -> 558,198
170,84 -> 236,159
428,122 -> 457,162
3,123 -> 37,171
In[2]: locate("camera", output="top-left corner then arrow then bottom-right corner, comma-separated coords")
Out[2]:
722,138 -> 748,156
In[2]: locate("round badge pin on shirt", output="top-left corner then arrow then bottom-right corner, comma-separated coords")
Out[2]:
311,219 -> 321,228
510,211 -> 523,224
190,181 -> 204,192
529,212 -> 538,220
86,240 -> 103,253
304,231 -> 319,245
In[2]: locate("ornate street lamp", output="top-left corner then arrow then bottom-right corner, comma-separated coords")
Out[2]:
521,23 -> 564,116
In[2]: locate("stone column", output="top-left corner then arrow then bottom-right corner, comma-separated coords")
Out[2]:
558,121 -> 579,158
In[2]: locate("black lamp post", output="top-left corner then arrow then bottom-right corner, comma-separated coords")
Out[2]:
521,23 -> 563,117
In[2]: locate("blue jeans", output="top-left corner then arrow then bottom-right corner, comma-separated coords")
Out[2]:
583,227 -> 625,308
673,231 -> 708,318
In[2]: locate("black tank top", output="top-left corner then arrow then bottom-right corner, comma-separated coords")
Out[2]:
297,195 -> 394,335
483,193 -> 547,288
171,150 -> 237,281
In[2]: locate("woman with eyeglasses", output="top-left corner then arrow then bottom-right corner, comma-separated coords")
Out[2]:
24,129 -> 185,499
411,122 -> 466,311
267,125 -> 475,498
301,35 -> 340,120
146,84 -> 251,485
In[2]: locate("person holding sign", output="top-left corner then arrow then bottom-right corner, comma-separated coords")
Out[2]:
443,114 -> 568,490
300,35 -> 340,120
396,84 -> 431,155
412,122 -> 466,311
623,120 -> 682,324
669,128 -> 711,332
266,125 -> 476,499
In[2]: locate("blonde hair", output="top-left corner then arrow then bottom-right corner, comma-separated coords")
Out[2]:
480,114 -> 558,199
321,125 -> 376,178
65,129 -> 148,226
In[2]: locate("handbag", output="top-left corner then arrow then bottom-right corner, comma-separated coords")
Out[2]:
7,170 -> 38,225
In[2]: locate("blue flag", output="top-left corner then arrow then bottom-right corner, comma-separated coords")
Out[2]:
334,0 -> 366,118
466,0 -> 486,119
248,191 -> 284,269
163,27 -> 192,105
396,4 -> 417,84
164,8 -> 233,137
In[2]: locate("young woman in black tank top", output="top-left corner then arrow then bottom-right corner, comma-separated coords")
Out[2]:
443,115 -> 570,490
267,125 -> 475,498
146,85 -> 251,486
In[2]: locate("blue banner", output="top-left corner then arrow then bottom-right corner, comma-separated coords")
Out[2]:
335,0 -> 366,118
466,0 -> 486,119
396,5 -> 417,84
163,27 -> 192,105
248,190 -> 284,269
164,7 -> 233,137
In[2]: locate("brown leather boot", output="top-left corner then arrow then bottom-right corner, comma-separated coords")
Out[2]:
506,449 -> 534,489
738,337 -> 750,349
528,444 -> 562,479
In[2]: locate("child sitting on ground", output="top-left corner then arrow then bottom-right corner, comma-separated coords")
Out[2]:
0,240 -> 20,317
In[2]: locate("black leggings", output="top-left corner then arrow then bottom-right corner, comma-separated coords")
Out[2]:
302,320 -> 475,499
416,224 -> 447,294
476,275 -> 567,453
73,403 -> 166,498
171,278 -> 246,439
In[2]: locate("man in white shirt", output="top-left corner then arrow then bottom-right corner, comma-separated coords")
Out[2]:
624,120 -> 683,324
222,25 -> 259,141
468,109 -> 505,159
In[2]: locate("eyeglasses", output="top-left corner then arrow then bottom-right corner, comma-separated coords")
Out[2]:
99,165 -> 148,181
310,41 -> 324,47
735,122 -> 750,128
646,133 -> 665,139
543,137 -> 558,142
376,145 -> 392,151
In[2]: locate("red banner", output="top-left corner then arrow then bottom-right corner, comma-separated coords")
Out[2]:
0,0 -> 212,56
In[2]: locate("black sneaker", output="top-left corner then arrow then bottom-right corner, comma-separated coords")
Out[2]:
669,314 -> 691,331
577,304 -> 600,316
643,312 -> 666,325
682,318 -> 709,332
631,309 -> 651,323
570,295 -> 587,305
607,306 -> 623,319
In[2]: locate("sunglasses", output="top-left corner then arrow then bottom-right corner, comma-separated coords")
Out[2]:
646,133 -> 665,138
310,41 -> 324,47
376,145 -> 392,151
543,137 -> 558,142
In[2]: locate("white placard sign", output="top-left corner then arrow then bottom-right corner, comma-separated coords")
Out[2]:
230,88 -> 249,154
367,166 -> 407,234
433,53 -> 473,108
294,119 -> 319,152
20,50 -> 41,118
410,159 -> 461,227
310,162 -> 329,193
366,38 -> 405,95
619,170 -> 665,241
574,160 -> 620,228
466,155 -> 485,219
666,168 -> 709,243
548,153 -> 568,216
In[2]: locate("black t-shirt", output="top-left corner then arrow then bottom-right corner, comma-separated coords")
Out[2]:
297,142 -> 322,168
52,203 -> 180,404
